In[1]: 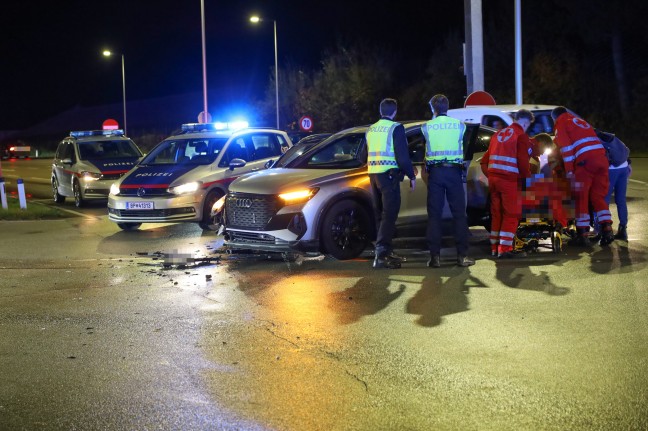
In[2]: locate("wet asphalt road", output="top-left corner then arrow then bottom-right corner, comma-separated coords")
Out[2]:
1,161 -> 648,430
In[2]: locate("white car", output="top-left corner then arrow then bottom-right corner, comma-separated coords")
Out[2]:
52,129 -> 143,207
108,122 -> 293,231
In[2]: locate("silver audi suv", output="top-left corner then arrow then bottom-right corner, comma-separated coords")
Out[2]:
212,121 -> 495,259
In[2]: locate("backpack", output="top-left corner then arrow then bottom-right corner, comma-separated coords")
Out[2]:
596,130 -> 630,167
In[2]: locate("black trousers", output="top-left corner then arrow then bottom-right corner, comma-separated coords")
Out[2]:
426,166 -> 470,255
369,172 -> 401,258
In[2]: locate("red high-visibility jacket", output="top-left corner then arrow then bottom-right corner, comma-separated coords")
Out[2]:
480,123 -> 531,180
553,112 -> 606,174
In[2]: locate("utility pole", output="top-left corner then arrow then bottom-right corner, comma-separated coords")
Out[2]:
464,0 -> 484,95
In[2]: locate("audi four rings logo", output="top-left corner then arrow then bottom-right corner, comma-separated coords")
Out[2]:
235,198 -> 253,208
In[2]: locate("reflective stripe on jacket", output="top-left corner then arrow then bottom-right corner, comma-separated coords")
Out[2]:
553,112 -> 605,173
366,119 -> 399,174
422,116 -> 465,164
487,125 -> 522,176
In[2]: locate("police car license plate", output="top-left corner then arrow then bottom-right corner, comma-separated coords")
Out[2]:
126,201 -> 154,210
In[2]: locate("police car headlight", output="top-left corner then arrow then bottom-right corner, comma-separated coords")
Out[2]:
81,171 -> 102,181
110,183 -> 120,196
168,181 -> 202,195
278,188 -> 319,204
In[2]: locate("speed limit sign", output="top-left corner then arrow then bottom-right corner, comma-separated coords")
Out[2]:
299,115 -> 313,132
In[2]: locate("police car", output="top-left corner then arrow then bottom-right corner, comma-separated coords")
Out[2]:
108,122 -> 293,231
211,121 -> 496,260
52,129 -> 143,207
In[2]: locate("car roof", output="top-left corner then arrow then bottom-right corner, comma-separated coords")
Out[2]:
166,127 -> 287,140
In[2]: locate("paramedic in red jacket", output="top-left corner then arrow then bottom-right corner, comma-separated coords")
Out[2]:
551,106 -> 613,246
480,110 -> 533,258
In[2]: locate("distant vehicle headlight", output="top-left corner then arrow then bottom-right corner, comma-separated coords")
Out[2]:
167,181 -> 202,195
110,183 -> 120,196
278,188 -> 319,204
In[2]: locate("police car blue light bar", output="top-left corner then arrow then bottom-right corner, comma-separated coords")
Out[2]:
70,130 -> 125,138
181,121 -> 249,133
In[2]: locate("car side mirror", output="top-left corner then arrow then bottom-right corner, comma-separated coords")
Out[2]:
229,158 -> 247,171
264,159 -> 275,169
62,158 -> 73,165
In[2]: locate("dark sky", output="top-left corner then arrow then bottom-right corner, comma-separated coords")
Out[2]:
0,0 -> 465,129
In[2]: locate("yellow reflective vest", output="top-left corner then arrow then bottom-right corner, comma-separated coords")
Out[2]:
422,116 -> 465,164
366,118 -> 399,174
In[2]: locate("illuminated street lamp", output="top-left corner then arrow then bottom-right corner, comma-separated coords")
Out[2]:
250,15 -> 279,129
102,50 -> 127,134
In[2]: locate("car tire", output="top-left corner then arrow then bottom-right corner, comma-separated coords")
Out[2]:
320,199 -> 372,260
198,189 -> 224,231
52,178 -> 66,204
73,180 -> 85,208
117,222 -> 142,231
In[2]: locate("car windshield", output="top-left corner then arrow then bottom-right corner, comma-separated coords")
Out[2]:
77,140 -> 141,160
273,141 -> 320,168
140,137 -> 228,165
288,133 -> 366,169
505,110 -> 555,137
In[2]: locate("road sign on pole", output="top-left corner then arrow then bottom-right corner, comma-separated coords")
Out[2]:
464,91 -> 496,107
103,119 -> 119,130
198,111 -> 212,124
299,115 -> 313,132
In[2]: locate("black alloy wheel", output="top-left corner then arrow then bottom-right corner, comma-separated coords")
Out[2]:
320,200 -> 371,260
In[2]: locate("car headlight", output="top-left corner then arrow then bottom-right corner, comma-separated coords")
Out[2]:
278,187 -> 319,204
80,171 -> 102,181
110,183 -> 120,196
167,181 -> 202,195
211,195 -> 226,216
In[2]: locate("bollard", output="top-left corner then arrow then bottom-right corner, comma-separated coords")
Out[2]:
17,178 -> 27,209
35,149 -> 39,158
0,177 -> 7,210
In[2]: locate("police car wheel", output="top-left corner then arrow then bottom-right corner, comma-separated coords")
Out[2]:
52,178 -> 65,204
117,222 -> 142,231
199,190 -> 224,231
320,200 -> 371,260
73,180 -> 84,208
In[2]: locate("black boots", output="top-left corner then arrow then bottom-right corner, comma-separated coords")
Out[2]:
599,222 -> 614,246
614,224 -> 628,241
427,254 -> 475,267
427,255 -> 441,268
373,255 -> 401,269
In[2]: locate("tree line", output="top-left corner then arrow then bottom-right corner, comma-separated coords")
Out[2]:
256,0 -> 647,149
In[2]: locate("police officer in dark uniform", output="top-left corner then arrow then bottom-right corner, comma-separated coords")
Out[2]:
366,98 -> 416,269
422,94 -> 474,268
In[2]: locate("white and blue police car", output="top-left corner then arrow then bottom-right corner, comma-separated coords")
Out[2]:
107,122 -> 293,231
52,129 -> 143,208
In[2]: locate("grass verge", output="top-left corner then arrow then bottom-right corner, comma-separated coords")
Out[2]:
0,197 -> 72,220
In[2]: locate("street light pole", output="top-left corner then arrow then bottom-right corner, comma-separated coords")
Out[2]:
102,50 -> 127,135
200,0 -> 209,121
273,19 -> 279,130
121,54 -> 127,134
250,16 -> 280,129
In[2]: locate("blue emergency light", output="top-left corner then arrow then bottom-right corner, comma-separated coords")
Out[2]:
70,130 -> 125,138
181,121 -> 249,133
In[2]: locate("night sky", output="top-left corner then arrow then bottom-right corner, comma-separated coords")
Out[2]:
0,0 -> 465,130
